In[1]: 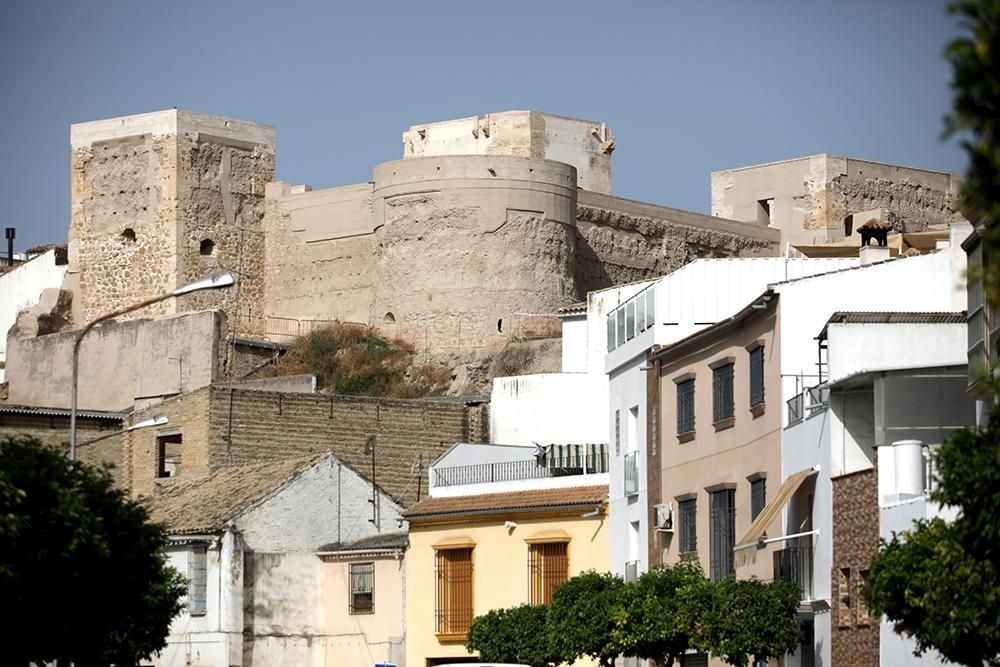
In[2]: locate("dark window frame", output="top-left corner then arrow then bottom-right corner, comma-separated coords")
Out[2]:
349,561 -> 375,614
750,477 -> 766,521
749,345 -> 766,409
712,362 -> 735,426
709,488 -> 736,581
678,498 -> 697,555
676,379 -> 695,437
527,541 -> 569,605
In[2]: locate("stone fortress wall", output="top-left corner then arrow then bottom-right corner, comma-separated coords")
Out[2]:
59,109 -> 964,359
69,110 -> 275,324
711,153 -> 963,247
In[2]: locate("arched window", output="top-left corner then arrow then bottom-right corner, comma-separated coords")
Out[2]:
121,228 -> 136,242
383,312 -> 396,324
200,239 -> 215,256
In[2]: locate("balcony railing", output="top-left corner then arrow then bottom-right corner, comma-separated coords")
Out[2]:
773,545 -> 813,601
433,452 -> 608,488
624,451 -> 639,496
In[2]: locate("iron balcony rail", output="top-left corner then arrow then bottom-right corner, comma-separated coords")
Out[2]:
433,453 -> 608,488
773,545 -> 814,601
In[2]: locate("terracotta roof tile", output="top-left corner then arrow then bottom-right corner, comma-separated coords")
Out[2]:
403,484 -> 608,520
146,452 -> 329,535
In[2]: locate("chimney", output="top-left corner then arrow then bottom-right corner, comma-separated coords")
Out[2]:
4,227 -> 14,264
859,245 -> 890,266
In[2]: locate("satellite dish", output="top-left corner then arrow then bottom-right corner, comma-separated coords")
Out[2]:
364,434 -> 376,455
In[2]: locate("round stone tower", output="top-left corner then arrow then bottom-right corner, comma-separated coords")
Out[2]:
371,155 -> 579,349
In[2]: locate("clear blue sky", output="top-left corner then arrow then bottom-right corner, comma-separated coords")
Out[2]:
0,0 -> 966,251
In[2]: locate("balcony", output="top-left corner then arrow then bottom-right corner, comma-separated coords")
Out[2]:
624,451 -> 639,496
433,451 -> 608,488
773,545 -> 813,601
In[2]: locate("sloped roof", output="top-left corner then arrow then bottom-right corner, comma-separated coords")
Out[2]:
819,311 -> 966,340
316,532 -> 409,553
403,484 -> 608,521
146,452 -> 329,535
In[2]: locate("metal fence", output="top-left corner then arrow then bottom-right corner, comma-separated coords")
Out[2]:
773,545 -> 814,600
433,451 -> 608,488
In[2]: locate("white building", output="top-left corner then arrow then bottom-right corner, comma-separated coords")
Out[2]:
492,257 -> 859,582
0,247 -> 68,382
147,451 -> 405,667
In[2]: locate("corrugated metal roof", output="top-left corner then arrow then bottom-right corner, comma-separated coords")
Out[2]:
0,404 -> 125,420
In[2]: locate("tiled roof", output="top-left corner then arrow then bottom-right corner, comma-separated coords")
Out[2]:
146,452 -> 329,535
558,301 -> 587,316
825,311 -> 966,325
316,531 -> 409,553
403,484 -> 608,520
0,404 -> 125,420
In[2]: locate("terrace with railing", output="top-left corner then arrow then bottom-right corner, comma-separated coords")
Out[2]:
433,448 -> 609,488
773,545 -> 814,601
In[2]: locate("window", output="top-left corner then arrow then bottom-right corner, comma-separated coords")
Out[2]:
709,489 -> 735,581
712,363 -> 735,426
157,433 -> 182,478
349,562 -> 374,614
435,547 -> 474,637
188,545 -> 207,615
678,498 -> 697,555
199,238 -> 215,256
624,451 -> 639,495
121,227 -> 136,242
757,198 -> 773,226
750,477 -> 766,521
749,345 -> 765,408
614,409 -> 621,457
676,379 -> 695,436
528,541 -> 568,605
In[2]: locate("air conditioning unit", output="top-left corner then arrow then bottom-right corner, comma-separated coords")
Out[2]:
653,503 -> 673,532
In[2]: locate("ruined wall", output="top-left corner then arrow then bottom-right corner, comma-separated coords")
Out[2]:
5,309 -> 225,412
69,110 -> 274,324
575,191 -> 779,289
711,154 -> 963,247
128,386 -> 481,505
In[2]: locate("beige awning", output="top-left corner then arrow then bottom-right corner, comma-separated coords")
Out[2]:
734,466 -> 818,552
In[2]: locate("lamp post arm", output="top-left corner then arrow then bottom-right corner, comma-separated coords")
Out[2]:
69,293 -> 176,461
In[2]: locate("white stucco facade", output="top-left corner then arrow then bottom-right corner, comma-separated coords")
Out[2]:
0,248 -> 67,382
152,454 -> 405,667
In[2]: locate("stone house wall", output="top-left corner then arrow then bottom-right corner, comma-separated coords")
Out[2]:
831,466 -> 880,667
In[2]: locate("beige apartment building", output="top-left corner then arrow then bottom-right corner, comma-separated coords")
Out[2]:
649,291 -> 783,583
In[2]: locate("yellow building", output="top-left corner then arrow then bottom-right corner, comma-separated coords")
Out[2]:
404,484 -> 609,667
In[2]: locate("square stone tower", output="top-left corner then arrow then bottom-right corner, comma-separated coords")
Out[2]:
402,110 -> 615,194
69,109 -> 275,323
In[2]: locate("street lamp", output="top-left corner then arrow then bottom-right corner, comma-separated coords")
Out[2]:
69,271 -> 234,459
77,414 -> 169,450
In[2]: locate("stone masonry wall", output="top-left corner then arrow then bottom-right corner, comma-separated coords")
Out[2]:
70,134 -> 178,322
831,467 -> 880,667
128,386 -> 479,505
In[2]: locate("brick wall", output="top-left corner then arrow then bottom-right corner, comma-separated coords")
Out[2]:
130,386 -> 481,506
831,466 -> 880,666
0,412 -> 126,486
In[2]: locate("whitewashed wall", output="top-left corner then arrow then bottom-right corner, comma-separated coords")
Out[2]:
0,249 -> 66,382
490,372 -> 606,446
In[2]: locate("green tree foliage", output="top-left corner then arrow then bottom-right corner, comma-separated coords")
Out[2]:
0,436 -> 187,666
945,0 -> 1000,298
865,412 -> 1000,666
280,322 -> 450,397
700,576 -> 803,667
466,604 -> 560,667
612,561 -> 714,667
863,3 -> 1000,666
546,570 -> 626,667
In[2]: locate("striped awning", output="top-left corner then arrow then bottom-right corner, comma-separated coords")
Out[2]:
545,443 -> 608,473
734,466 -> 818,552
